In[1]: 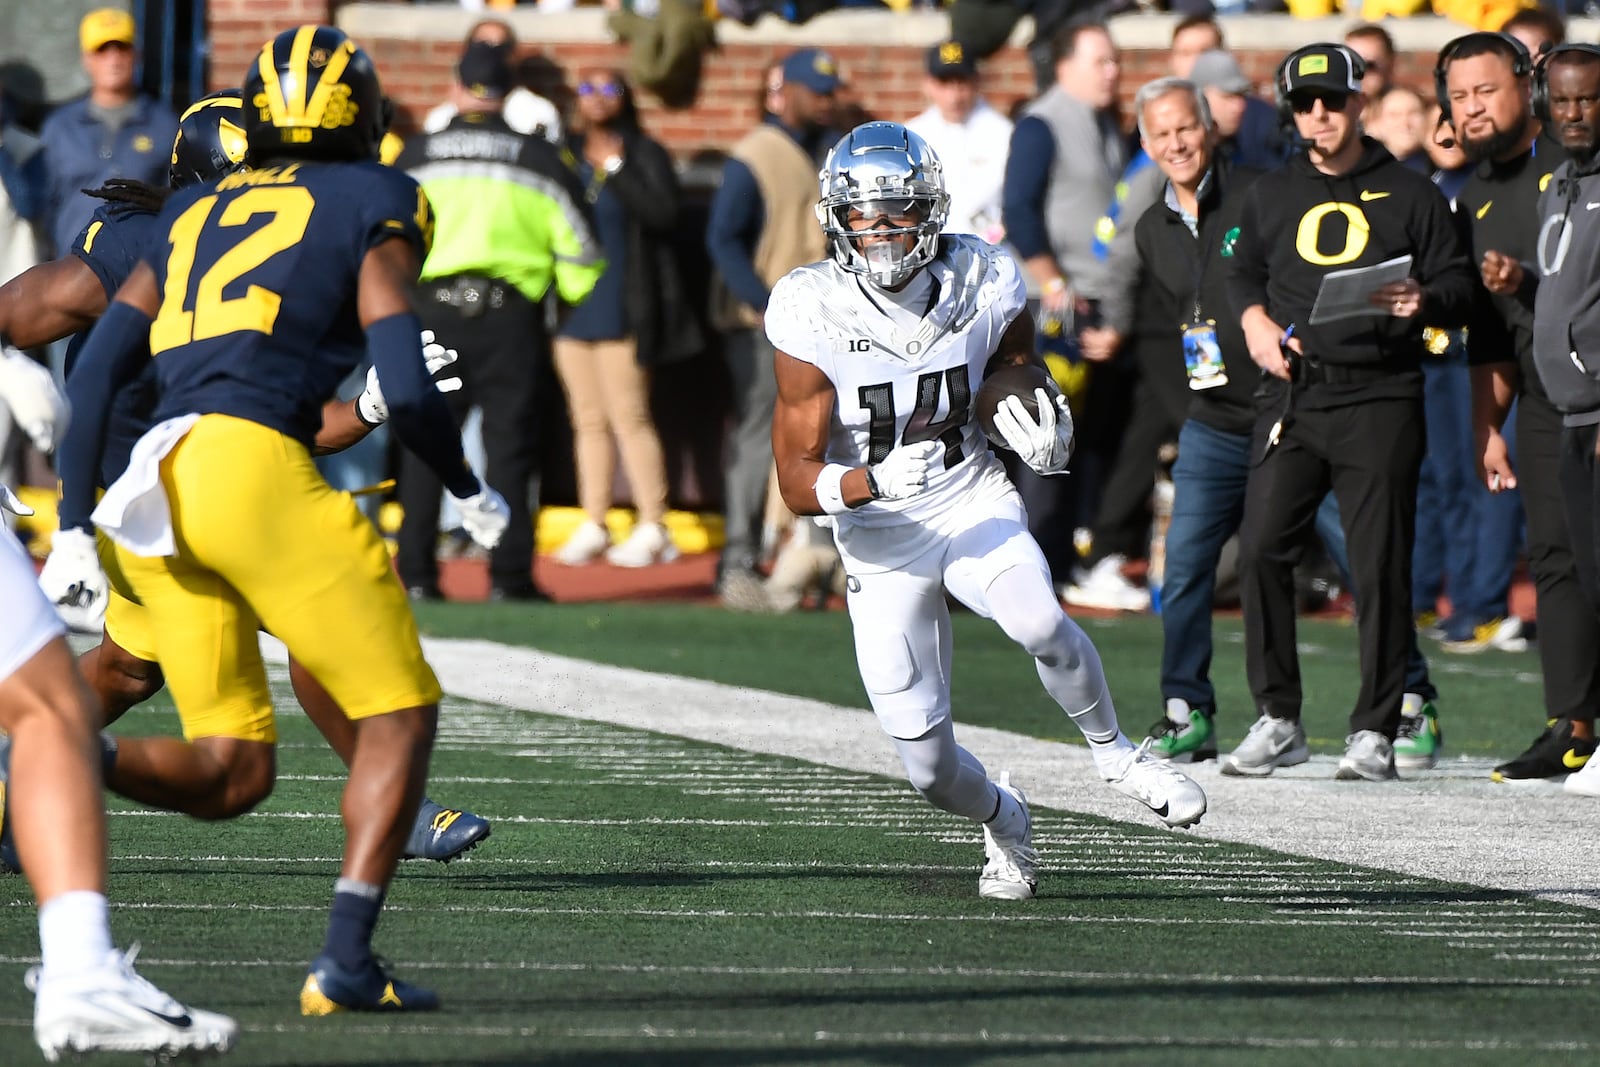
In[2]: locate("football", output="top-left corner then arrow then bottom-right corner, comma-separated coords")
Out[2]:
975,362 -> 1052,450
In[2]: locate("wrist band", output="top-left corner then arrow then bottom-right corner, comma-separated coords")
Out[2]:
354,396 -> 382,428
814,463 -> 854,516
864,466 -> 882,500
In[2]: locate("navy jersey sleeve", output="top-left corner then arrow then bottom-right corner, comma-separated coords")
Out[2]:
70,206 -> 160,301
359,164 -> 434,263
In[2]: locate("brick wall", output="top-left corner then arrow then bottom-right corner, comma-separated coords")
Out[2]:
206,6 -> 1469,159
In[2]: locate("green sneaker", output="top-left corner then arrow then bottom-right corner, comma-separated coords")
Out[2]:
1144,699 -> 1217,763
1393,697 -> 1442,771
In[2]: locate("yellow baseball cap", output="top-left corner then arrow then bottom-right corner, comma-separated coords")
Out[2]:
80,8 -> 136,53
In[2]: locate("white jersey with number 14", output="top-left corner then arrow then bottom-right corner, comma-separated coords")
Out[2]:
765,234 -> 1029,530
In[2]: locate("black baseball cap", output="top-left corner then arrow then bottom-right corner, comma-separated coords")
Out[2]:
927,40 -> 978,80
457,40 -> 513,100
1281,44 -> 1363,101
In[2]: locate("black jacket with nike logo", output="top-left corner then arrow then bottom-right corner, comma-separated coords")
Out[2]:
1227,137 -> 1474,407
1456,132 -> 1565,403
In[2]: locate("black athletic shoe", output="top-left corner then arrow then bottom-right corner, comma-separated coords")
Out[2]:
1492,718 -> 1596,782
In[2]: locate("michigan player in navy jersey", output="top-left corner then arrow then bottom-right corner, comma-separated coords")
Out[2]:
0,92 -> 490,866
60,26 -> 511,1013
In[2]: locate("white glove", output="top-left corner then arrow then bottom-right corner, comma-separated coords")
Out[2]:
0,345 -> 69,453
356,330 -> 463,425
1,484 -> 32,516
38,527 -> 108,633
867,440 -> 943,501
992,388 -> 1074,476
449,482 -> 511,550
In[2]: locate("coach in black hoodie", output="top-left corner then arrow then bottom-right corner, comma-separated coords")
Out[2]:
1222,43 -> 1474,782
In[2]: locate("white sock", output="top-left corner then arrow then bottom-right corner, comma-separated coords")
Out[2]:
985,783 -> 1027,841
38,891 -> 114,977
1401,693 -> 1424,718
1088,733 -> 1138,780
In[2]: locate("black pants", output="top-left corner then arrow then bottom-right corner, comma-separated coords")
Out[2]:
397,281 -> 546,592
1083,371 -> 1181,566
1239,396 -> 1424,738
1519,394 -> 1600,725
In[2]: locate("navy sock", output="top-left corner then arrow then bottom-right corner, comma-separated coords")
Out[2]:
321,881 -> 383,972
99,735 -> 118,779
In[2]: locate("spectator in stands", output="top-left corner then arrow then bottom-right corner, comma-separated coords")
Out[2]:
1169,15 -> 1224,80
1344,23 -> 1397,103
0,77 -> 45,498
551,71 -> 698,568
1188,50 -> 1290,172
705,49 -> 839,606
0,79 -> 43,286
1366,85 -> 1432,172
39,9 -> 175,262
1500,7 -> 1564,57
758,60 -> 784,120
906,41 -> 1012,243
423,17 -> 562,143
1003,20 -> 1132,597
396,42 -> 603,601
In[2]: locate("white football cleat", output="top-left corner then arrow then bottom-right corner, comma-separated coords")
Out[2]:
979,772 -> 1038,900
32,946 -> 238,1062
1105,740 -> 1208,828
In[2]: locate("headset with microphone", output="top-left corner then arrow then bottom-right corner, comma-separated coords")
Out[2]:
1531,41 -> 1600,123
1274,43 -> 1366,152
1432,31 -> 1533,151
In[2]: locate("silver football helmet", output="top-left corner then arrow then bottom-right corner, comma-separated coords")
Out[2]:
816,121 -> 950,289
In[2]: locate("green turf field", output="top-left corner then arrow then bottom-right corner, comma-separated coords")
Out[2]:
2,605 -> 1592,1065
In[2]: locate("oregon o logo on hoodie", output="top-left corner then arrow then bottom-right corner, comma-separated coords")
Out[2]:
1294,202 -> 1371,266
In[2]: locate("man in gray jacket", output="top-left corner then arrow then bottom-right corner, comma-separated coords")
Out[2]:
1000,19 -> 1129,589
1502,45 -> 1600,795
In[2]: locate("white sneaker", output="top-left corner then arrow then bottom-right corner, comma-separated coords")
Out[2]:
1219,714 -> 1309,777
554,520 -> 610,565
1105,740 -> 1207,828
605,522 -> 680,568
979,772 -> 1038,900
1563,751 -> 1600,797
1061,555 -> 1150,612
32,946 -> 238,1062
1336,730 -> 1399,781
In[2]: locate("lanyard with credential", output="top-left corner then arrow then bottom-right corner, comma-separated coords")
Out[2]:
1178,211 -> 1227,392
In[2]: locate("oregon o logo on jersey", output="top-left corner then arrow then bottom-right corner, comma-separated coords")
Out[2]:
1294,201 -> 1371,267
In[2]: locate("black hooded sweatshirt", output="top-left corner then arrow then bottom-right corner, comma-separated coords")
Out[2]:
1227,136 -> 1475,409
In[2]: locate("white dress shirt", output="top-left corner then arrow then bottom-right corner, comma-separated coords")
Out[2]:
906,98 -> 1013,243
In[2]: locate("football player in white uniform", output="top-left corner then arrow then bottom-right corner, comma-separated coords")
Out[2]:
769,123 -> 1207,900
0,487 -> 237,1060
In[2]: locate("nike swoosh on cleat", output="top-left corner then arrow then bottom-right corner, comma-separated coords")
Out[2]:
84,992 -> 193,1029
1153,802 -> 1169,818
1563,749 -> 1590,769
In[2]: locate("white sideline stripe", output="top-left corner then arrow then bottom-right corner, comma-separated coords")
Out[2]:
357,637 -> 1599,911
10,899 -> 1594,939
0,1012 -> 1586,1050
0,955 -> 1583,989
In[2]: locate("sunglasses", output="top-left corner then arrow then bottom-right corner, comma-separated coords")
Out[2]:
578,81 -> 623,98
1289,90 -> 1351,114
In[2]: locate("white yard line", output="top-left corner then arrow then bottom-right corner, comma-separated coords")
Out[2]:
389,637 -> 1600,912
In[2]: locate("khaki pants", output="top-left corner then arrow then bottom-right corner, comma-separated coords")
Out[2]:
551,337 -> 669,525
